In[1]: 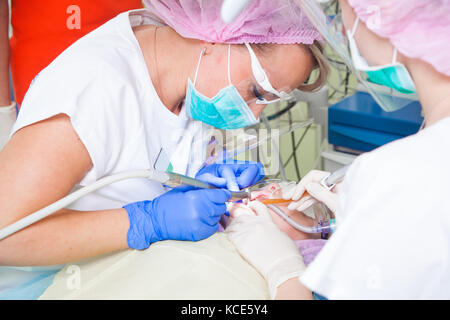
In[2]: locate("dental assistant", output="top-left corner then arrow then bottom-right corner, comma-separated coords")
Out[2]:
226,0 -> 450,299
0,0 -> 325,269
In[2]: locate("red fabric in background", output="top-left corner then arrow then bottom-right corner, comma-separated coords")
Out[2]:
10,0 -> 143,106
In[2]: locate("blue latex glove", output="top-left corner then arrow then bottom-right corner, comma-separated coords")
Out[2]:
124,186 -> 231,249
195,161 -> 265,191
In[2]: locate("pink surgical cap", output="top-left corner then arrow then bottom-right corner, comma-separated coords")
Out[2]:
143,0 -> 322,45
348,0 -> 450,77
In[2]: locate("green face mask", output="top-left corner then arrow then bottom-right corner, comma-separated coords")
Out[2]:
364,63 -> 416,94
347,18 -> 416,95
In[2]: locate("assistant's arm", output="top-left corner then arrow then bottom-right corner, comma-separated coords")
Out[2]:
0,114 -> 129,265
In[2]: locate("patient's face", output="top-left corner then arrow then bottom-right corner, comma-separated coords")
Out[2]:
227,202 -> 321,241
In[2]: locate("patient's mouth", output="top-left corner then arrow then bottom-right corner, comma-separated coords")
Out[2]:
247,183 -> 292,205
249,183 -> 280,201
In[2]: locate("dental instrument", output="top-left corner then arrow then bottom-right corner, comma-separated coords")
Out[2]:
320,164 -> 350,190
252,165 -> 350,202
259,198 -> 292,205
257,164 -> 349,205
268,204 -> 335,239
246,165 -> 351,238
246,179 -> 336,238
0,169 -> 250,241
164,171 -> 251,200
245,178 -> 336,238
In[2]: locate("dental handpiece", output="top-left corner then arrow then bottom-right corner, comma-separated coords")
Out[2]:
0,169 -> 249,241
160,172 -> 251,200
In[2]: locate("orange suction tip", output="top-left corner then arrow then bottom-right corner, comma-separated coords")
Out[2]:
259,198 -> 292,204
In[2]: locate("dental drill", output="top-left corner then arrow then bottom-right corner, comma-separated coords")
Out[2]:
0,170 -> 250,241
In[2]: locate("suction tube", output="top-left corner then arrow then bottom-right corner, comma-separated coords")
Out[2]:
0,170 -> 168,241
0,169 -> 252,241
267,204 -> 335,238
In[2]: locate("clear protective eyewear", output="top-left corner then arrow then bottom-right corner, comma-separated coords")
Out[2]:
297,0 -> 417,111
203,43 -> 292,107
232,77 -> 292,107
244,43 -> 294,105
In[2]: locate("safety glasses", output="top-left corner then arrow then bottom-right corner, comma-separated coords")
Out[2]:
244,43 -> 293,105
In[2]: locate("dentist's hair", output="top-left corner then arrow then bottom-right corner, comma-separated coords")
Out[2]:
300,41 -> 329,92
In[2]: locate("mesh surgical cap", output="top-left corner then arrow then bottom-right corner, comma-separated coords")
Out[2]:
348,0 -> 450,77
143,0 -> 322,45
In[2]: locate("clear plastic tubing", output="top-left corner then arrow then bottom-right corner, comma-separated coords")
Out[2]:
0,170 -> 168,241
0,169 -> 251,241
267,204 -> 335,235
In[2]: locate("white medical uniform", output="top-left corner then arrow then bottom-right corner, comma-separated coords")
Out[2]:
301,117 -> 450,299
0,9 -> 211,298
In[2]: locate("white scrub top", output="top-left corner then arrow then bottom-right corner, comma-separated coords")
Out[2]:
11,9 -> 210,210
2,9 -> 211,298
301,117 -> 450,299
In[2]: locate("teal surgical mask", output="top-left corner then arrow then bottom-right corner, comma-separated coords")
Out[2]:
347,18 -> 416,95
185,45 -> 258,130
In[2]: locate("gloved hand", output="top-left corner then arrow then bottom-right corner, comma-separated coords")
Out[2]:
195,161 -> 265,191
124,185 -> 231,250
282,170 -> 339,213
225,201 -> 306,299
0,102 -> 17,151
